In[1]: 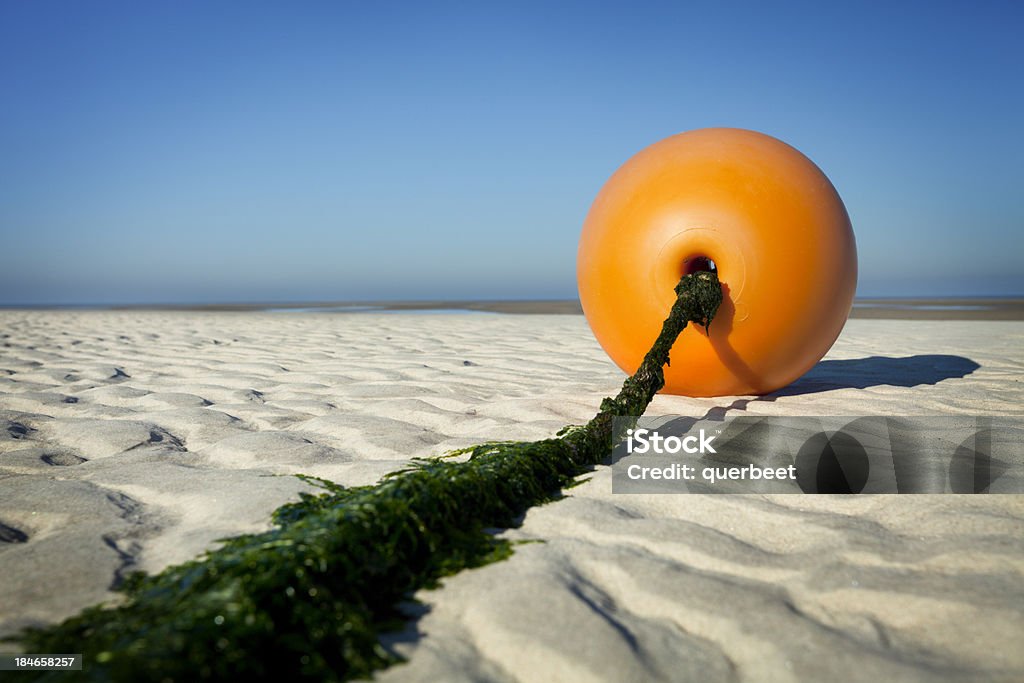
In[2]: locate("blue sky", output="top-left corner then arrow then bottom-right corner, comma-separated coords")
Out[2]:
1,0 -> 1021,304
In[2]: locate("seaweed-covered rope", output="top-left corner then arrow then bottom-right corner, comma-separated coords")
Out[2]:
16,271 -> 722,682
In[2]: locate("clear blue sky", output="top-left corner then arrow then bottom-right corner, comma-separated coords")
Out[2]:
1,0 -> 1021,304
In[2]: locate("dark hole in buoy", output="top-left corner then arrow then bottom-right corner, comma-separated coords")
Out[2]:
683,256 -> 717,276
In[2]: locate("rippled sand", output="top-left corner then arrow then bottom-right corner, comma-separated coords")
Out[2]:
1,311 -> 1022,681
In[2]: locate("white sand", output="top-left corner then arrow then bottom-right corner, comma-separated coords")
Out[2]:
1,310 -> 1022,681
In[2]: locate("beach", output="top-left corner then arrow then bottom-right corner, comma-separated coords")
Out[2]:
1,310 -> 1022,681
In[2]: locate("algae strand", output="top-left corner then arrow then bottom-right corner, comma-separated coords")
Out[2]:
13,271 -> 722,682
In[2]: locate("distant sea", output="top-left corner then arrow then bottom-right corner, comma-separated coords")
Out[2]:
2,297 -> 1022,319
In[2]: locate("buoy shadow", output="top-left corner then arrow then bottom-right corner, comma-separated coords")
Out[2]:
684,354 -> 980,424
771,354 -> 980,397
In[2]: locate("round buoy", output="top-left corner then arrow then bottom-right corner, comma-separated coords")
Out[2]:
577,128 -> 857,396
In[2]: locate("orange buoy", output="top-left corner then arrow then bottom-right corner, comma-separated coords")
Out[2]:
577,128 -> 857,397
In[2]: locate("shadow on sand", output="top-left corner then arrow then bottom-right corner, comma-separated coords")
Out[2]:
772,354 -> 980,397
698,354 -> 980,420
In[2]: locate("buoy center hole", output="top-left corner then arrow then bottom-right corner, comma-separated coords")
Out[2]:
682,255 -> 717,276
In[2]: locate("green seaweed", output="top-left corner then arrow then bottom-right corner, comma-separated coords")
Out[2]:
12,271 -> 722,682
